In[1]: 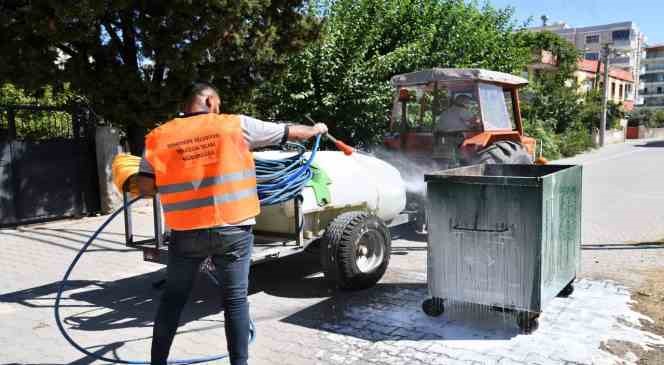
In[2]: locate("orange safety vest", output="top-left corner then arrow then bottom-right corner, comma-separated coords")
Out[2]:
144,113 -> 260,230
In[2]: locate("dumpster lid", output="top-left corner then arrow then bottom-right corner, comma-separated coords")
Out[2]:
425,164 -> 579,186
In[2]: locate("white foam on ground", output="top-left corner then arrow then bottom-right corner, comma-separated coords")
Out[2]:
323,279 -> 664,364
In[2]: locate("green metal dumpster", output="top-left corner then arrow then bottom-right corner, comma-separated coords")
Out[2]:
422,164 -> 582,332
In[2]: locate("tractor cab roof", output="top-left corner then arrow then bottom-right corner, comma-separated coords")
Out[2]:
390,68 -> 529,87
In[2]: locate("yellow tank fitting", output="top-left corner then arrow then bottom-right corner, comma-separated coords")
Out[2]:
111,153 -> 142,196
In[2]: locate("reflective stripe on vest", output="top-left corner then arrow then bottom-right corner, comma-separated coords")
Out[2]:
158,170 -> 256,195
162,186 -> 257,213
144,113 -> 260,230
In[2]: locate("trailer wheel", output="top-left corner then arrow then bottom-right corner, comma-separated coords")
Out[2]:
422,297 -> 445,317
477,140 -> 533,164
321,211 -> 391,290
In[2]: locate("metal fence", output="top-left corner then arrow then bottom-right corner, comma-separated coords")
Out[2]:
0,104 -> 100,227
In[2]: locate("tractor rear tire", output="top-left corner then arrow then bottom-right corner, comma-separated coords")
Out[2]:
321,211 -> 391,290
476,140 -> 533,164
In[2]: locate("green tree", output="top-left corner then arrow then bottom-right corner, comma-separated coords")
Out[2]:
0,1 -> 319,136
254,0 -> 532,145
517,30 -> 601,158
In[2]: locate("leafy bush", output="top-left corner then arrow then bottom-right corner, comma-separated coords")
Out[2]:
558,124 -> 593,157
522,119 -> 561,159
627,109 -> 664,128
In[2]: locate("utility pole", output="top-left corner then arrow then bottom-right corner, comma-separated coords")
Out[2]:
599,43 -> 611,147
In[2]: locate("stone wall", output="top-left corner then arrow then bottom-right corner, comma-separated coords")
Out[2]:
593,128 -> 625,145
638,126 -> 664,139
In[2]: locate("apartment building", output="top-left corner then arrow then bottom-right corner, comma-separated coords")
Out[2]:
530,21 -> 646,102
640,44 -> 664,109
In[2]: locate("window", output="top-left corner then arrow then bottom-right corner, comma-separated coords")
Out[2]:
611,82 -> 616,98
586,34 -> 600,44
612,29 -> 630,41
646,49 -> 664,59
391,84 -> 438,132
435,83 -> 482,133
619,84 -> 623,100
478,83 -> 512,130
585,52 -> 599,61
658,87 -> 663,94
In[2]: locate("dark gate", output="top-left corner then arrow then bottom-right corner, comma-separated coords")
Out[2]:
0,105 -> 100,227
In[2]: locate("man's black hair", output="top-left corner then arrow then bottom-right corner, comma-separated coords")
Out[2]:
183,81 -> 219,105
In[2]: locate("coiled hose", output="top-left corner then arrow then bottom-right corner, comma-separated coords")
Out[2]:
56,136 -> 322,364
255,135 -> 320,205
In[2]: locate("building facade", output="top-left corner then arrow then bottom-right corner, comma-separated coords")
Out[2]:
530,21 -> 646,103
640,44 -> 664,110
576,60 -> 635,111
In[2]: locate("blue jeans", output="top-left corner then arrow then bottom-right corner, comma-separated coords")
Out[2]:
151,226 -> 253,365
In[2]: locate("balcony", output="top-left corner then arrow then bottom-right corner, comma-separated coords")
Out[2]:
641,68 -> 664,75
641,91 -> 664,97
609,56 -> 632,66
642,56 -> 664,64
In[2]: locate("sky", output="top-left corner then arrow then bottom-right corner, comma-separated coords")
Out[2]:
487,0 -> 664,44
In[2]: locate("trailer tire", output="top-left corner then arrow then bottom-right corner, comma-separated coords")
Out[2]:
476,140 -> 533,164
422,297 -> 445,317
321,211 -> 391,290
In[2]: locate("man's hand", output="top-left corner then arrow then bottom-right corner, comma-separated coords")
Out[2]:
313,123 -> 328,135
136,175 -> 157,197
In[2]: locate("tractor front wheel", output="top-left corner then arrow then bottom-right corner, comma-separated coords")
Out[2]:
476,140 -> 533,164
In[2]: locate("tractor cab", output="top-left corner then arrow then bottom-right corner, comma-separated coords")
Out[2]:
384,68 -> 536,169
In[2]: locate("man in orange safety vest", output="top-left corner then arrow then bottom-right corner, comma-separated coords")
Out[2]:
136,82 -> 327,365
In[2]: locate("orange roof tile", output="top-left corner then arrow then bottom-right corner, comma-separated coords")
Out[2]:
577,60 -> 634,82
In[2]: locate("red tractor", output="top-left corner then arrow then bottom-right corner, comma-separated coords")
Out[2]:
381,68 -> 539,229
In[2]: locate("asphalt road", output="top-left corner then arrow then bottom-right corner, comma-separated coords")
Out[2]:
557,139 -> 664,245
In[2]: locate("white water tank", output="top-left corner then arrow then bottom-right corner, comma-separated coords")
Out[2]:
253,150 -> 406,224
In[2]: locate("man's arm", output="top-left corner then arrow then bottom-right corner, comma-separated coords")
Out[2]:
286,123 -> 328,141
240,115 -> 327,150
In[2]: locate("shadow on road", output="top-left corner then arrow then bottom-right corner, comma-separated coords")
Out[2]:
390,224 -> 427,243
582,242 -> 664,250
636,140 -> 664,148
0,252 -> 328,332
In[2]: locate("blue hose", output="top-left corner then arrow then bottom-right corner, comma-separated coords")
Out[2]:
54,136 -> 321,364
255,135 -> 320,206
54,196 -> 254,364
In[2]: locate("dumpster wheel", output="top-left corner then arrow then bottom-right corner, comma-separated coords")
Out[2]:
422,297 -> 445,317
557,280 -> 575,298
516,312 -> 540,334
321,211 -> 391,290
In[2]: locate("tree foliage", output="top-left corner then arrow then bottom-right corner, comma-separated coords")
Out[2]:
628,108 -> 664,128
254,0 -> 532,145
517,30 -> 603,159
0,1 -> 319,129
